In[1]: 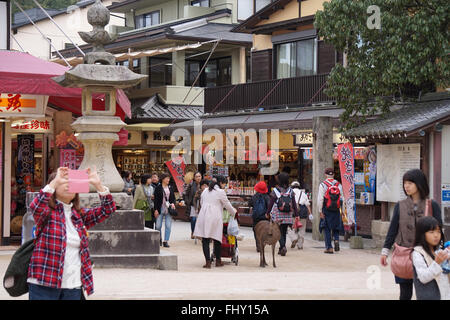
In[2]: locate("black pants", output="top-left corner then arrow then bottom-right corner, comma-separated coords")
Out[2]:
278,224 -> 290,249
202,238 -> 221,261
399,282 -> 413,300
145,220 -> 155,229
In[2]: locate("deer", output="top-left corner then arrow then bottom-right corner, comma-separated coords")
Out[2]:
254,219 -> 281,268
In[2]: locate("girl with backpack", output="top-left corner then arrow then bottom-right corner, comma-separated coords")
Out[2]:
380,169 -> 442,300
249,181 -> 270,252
265,172 -> 299,256
289,181 -> 311,250
412,216 -> 449,300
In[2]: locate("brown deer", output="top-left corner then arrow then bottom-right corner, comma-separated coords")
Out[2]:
254,220 -> 281,268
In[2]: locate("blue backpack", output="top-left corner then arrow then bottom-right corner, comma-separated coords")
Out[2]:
252,194 -> 267,221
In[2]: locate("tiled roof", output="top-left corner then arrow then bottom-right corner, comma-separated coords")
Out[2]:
344,93 -> 450,137
131,95 -> 204,121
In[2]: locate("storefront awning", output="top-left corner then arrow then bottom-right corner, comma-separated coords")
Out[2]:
160,106 -> 343,135
343,93 -> 450,138
0,50 -> 132,119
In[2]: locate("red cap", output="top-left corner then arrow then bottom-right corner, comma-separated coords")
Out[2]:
254,181 -> 268,194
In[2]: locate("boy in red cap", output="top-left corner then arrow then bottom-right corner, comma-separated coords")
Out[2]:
249,181 -> 270,252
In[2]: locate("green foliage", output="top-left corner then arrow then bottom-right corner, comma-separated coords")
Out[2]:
315,0 -> 449,132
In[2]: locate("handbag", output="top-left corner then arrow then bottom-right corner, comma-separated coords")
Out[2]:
293,216 -> 303,230
297,191 -> 309,219
390,199 -> 432,279
163,188 -> 178,217
3,214 -> 49,297
135,199 -> 152,221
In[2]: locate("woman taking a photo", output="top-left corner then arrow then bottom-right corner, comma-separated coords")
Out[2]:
194,175 -> 237,268
380,169 -> 442,300
154,173 -> 176,248
27,167 -> 116,300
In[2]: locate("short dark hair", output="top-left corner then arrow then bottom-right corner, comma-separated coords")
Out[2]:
122,171 -> 130,178
414,216 -> 445,259
140,174 -> 151,185
160,172 -> 170,182
402,169 -> 429,200
209,175 -> 228,191
200,179 -> 210,186
151,172 -> 159,178
278,172 -> 290,188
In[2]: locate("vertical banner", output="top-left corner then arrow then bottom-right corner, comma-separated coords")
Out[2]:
17,134 -> 35,186
165,157 -> 186,194
337,142 -> 356,229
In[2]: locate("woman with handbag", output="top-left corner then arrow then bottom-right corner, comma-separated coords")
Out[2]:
154,173 -> 176,248
133,174 -> 155,229
193,175 -> 237,268
380,169 -> 442,300
27,167 -> 115,299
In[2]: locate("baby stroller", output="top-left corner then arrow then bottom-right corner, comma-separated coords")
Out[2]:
211,210 -> 239,266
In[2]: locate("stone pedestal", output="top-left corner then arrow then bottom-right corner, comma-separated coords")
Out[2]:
349,236 -> 364,249
371,220 -> 390,248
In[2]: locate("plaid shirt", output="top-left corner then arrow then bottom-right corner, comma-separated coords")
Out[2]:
28,187 -> 116,296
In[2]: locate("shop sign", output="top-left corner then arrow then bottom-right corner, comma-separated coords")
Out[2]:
294,132 -> 366,145
17,134 -> 34,183
146,131 -> 177,146
0,93 -> 47,115
56,130 -> 84,169
11,117 -> 53,133
442,184 -> 450,206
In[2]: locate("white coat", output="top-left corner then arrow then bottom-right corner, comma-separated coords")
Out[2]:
193,185 -> 237,242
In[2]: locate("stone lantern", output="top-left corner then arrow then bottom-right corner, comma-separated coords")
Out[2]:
53,0 -> 147,192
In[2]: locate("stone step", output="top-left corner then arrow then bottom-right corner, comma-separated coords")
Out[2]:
89,229 -> 160,255
79,192 -> 133,210
90,209 -> 145,231
91,251 -> 177,270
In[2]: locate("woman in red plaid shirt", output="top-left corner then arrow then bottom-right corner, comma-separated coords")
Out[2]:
27,166 -> 116,300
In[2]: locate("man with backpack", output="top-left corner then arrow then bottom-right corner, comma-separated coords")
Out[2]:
249,181 -> 270,252
317,168 -> 344,254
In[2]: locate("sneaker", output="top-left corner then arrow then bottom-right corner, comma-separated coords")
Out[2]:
290,239 -> 298,249
324,248 -> 334,254
163,242 -> 170,248
280,247 -> 287,256
334,241 -> 340,252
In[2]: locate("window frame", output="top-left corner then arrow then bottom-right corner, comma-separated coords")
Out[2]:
135,10 -> 161,29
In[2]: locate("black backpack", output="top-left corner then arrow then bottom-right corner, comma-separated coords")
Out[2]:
252,194 -> 267,221
274,187 -> 293,213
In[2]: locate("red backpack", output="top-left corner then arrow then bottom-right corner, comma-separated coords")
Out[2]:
323,180 -> 341,212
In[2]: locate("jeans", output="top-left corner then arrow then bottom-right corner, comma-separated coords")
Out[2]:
399,282 -> 413,300
190,216 -> 197,234
28,283 -> 82,300
202,238 -> 221,261
324,224 -> 340,249
156,212 -> 172,242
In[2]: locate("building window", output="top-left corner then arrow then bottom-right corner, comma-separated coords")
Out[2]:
135,10 -> 160,29
116,58 -> 141,73
149,57 -> 172,87
276,39 -> 317,79
238,0 -> 274,21
186,57 -> 231,87
191,0 -> 209,7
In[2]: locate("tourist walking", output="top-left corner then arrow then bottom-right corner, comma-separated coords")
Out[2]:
154,173 -> 176,248
26,167 -> 116,300
133,174 -> 155,229
317,168 -> 344,254
122,171 -> 135,196
412,216 -> 449,300
183,171 -> 203,239
193,175 -> 237,268
289,181 -> 311,250
380,169 -> 442,300
248,181 -> 270,252
266,172 -> 298,256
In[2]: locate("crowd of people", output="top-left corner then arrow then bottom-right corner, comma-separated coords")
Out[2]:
5,166 -> 446,300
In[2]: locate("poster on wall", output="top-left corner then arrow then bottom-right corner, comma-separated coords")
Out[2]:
337,142 -> 356,227
376,143 -> 420,202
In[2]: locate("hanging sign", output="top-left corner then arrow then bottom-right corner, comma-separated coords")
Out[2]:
165,156 -> 186,194
11,117 -> 53,133
337,142 -> 356,227
0,93 -> 47,115
17,134 -> 35,184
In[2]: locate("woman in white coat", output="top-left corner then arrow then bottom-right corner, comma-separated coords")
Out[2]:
194,175 -> 237,268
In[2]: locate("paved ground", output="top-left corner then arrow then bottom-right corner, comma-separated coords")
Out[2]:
0,221 -> 402,300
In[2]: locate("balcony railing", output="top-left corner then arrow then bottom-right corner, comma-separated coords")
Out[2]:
204,73 -> 334,114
